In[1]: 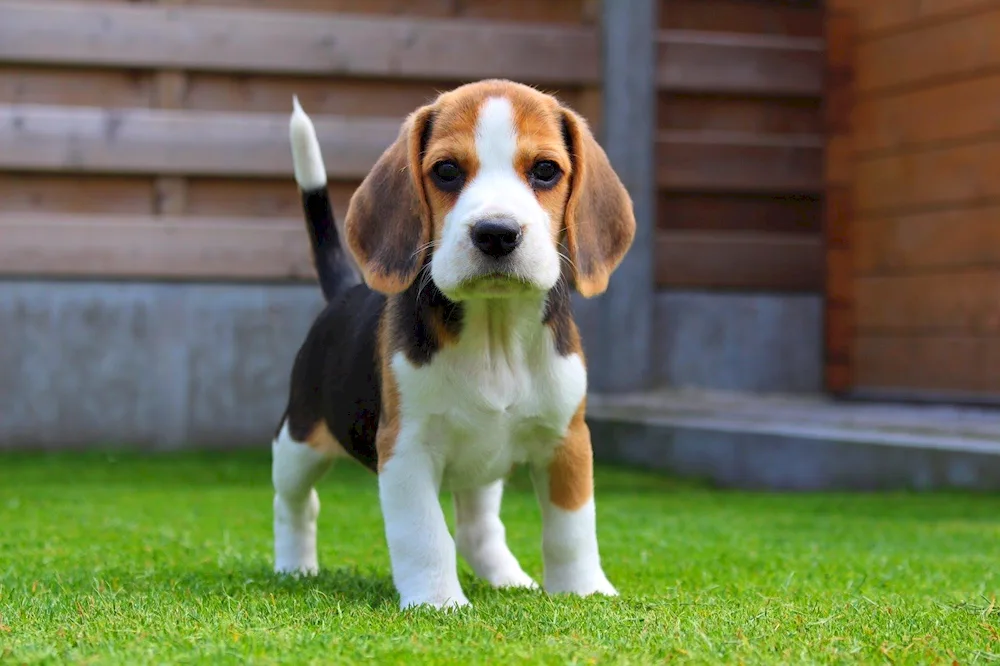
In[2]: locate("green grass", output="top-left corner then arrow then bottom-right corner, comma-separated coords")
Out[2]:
1,451 -> 999,665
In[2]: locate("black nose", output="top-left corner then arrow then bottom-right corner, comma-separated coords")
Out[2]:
470,218 -> 522,258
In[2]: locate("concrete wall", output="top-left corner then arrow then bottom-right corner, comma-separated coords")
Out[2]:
1,282 -> 823,449
0,281 -> 323,450
652,291 -> 823,394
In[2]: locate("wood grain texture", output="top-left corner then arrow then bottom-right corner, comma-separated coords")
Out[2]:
658,94 -> 822,134
657,131 -> 823,193
854,73 -> 1000,156
854,335 -> 1000,394
0,1 -> 600,85
658,31 -> 824,96
856,6 -> 1000,93
660,0 -> 823,37
657,193 -> 822,233
656,231 -> 824,291
0,104 -> 399,178
824,10 -> 856,394
0,213 -> 314,281
855,271 -> 1000,334
855,139 -> 1000,213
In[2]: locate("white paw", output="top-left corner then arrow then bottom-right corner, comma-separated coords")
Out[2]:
488,566 -> 539,590
400,592 -> 471,611
545,569 -> 618,597
274,562 -> 319,577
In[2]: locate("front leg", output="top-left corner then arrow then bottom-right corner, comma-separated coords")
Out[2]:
531,413 -> 617,597
379,440 -> 469,610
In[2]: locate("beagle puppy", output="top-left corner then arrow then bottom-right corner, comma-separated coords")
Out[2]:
272,79 -> 635,610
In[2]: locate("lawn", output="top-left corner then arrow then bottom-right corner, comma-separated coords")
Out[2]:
1,451 -> 999,665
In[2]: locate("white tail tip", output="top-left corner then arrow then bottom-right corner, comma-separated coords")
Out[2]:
289,96 -> 327,191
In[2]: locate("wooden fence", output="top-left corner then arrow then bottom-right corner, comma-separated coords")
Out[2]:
0,0 -> 828,396
0,0 -> 825,288
825,0 -> 1000,402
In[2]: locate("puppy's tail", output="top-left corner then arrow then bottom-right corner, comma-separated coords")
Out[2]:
289,97 -> 359,302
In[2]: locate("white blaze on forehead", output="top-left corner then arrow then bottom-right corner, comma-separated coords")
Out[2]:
475,97 -> 519,175
429,94 -> 562,295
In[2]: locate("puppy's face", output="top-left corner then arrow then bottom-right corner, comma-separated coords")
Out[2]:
421,90 -> 568,299
345,80 -> 635,301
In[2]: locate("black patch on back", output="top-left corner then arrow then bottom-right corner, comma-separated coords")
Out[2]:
543,258 -> 575,357
280,264 -> 462,472
283,284 -> 386,472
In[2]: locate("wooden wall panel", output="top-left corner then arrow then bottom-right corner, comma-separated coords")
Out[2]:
0,0 -> 600,283
656,0 -> 825,293
844,0 -> 1000,400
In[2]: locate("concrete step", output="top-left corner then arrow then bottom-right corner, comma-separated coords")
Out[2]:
586,389 -> 1000,491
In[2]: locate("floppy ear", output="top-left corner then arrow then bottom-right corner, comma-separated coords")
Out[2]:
560,108 -> 636,298
345,106 -> 434,294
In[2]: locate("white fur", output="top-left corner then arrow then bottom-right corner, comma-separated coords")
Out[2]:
431,96 -> 562,299
272,421 -> 334,575
289,96 -> 327,191
531,470 -> 617,597
382,298 -> 589,608
454,481 -> 537,589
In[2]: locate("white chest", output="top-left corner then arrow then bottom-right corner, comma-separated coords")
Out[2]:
391,327 -> 587,491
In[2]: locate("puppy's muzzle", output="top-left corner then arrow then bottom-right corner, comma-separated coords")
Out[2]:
470,217 -> 523,259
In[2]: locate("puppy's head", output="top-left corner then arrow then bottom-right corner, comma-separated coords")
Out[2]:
345,79 -> 635,300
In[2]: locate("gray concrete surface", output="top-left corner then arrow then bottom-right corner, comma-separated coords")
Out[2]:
3,281 -> 823,450
588,389 -> 1000,491
653,291 -> 823,393
0,281 -> 323,450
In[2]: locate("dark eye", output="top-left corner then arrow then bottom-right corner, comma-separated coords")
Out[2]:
529,160 -> 561,189
431,160 -> 464,191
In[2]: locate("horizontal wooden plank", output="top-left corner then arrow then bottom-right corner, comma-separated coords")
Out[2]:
657,131 -> 823,193
0,104 -> 398,178
660,0 -> 823,37
655,230 -> 823,291
856,205 -> 1000,275
855,270 -> 1000,334
855,138 -> 1000,213
0,66 -> 154,107
144,0 -> 593,24
857,7 -> 1000,93
851,0 -> 996,38
658,31 -> 825,96
854,73 -> 1000,156
183,178 -> 358,218
658,93 -> 822,134
657,192 -> 822,233
0,174 -> 155,214
854,335 -> 1000,395
0,213 -> 314,281
0,2 -> 599,85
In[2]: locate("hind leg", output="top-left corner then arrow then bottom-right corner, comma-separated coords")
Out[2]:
272,420 -> 338,575
454,480 -> 537,589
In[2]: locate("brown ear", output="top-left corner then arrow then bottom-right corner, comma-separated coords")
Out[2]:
345,106 -> 434,294
560,108 -> 636,298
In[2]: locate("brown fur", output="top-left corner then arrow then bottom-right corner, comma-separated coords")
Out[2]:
547,401 -> 594,511
375,312 -> 402,472
560,108 -> 636,298
344,106 -> 435,295
304,421 -> 347,458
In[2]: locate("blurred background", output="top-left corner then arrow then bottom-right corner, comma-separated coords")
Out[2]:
1,0 -> 999,491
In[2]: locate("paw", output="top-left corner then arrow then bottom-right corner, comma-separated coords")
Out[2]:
545,568 -> 618,597
274,561 -> 319,577
487,566 -> 539,590
400,591 -> 471,611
